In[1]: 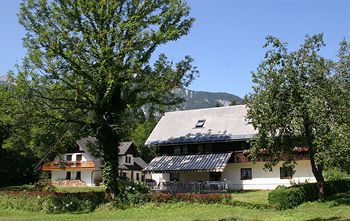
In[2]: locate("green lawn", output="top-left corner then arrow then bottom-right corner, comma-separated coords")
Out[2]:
1,191 -> 350,221
231,190 -> 269,205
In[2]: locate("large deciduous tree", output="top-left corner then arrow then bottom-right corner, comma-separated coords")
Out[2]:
18,0 -> 198,197
246,34 -> 350,200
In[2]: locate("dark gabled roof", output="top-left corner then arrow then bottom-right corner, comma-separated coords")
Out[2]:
76,137 -> 135,156
145,105 -> 256,146
119,142 -> 134,155
143,152 -> 232,173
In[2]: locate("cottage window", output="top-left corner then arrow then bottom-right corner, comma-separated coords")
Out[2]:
209,172 -> 221,181
280,167 -> 293,179
197,145 -> 203,153
204,144 -> 213,153
174,146 -> 181,155
136,173 -> 140,181
76,154 -> 82,161
241,168 -> 252,180
195,120 -> 206,128
182,145 -> 188,154
125,155 -> 132,164
170,173 -> 180,181
66,171 -> 71,180
66,154 -> 72,162
76,171 -> 81,180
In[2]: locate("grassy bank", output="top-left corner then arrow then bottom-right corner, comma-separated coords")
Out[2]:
1,191 -> 350,221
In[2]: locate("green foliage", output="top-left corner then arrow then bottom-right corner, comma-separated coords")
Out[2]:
324,167 -> 349,181
130,119 -> 157,162
16,0 -> 198,196
0,194 -> 45,212
268,187 -> 306,210
0,148 -> 39,187
0,191 -> 106,213
146,193 -> 231,204
268,179 -> 350,209
246,34 -> 350,199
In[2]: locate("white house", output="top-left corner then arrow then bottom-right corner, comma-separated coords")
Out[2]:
42,137 -> 147,186
143,105 -> 315,191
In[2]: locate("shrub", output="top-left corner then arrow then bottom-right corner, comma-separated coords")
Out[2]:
0,191 -> 106,213
268,187 -> 305,210
268,179 -> 350,210
146,193 -> 231,204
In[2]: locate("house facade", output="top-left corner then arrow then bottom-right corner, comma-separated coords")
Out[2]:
42,137 -> 147,186
143,105 -> 315,191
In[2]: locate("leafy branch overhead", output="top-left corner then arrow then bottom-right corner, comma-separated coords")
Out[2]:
17,0 -> 198,197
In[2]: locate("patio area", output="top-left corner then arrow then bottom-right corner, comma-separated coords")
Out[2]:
151,181 -> 228,193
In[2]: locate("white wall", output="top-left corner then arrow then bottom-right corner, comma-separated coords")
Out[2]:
51,169 -> 99,186
151,173 -> 170,184
54,153 -> 92,162
222,160 -> 316,190
120,170 -> 143,182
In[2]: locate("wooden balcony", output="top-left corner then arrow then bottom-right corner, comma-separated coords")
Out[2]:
233,151 -> 309,163
42,160 -> 96,170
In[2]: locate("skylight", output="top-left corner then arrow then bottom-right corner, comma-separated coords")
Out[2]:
195,119 -> 206,128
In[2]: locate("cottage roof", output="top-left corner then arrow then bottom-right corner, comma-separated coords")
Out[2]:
77,137 -> 135,155
145,105 -> 256,145
143,152 -> 232,173
118,142 -> 133,155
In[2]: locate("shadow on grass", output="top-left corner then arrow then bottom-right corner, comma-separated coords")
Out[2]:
193,218 -> 240,221
326,192 -> 350,207
306,217 -> 342,221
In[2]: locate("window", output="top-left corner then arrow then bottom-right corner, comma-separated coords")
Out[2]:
66,154 -> 72,161
182,145 -> 188,154
66,171 -> 71,180
241,168 -> 252,180
204,144 -> 213,153
174,146 -> 181,155
280,167 -> 293,179
125,155 -> 132,164
123,172 -> 127,177
136,173 -> 140,181
197,145 -> 203,154
170,173 -> 180,181
76,154 -> 82,161
209,172 -> 221,181
195,119 -> 206,128
76,171 -> 81,180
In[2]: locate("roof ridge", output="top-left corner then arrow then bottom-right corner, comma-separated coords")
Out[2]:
164,105 -> 247,115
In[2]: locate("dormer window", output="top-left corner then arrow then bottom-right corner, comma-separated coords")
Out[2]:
195,120 -> 206,128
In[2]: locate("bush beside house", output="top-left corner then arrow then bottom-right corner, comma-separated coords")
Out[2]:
268,179 -> 350,209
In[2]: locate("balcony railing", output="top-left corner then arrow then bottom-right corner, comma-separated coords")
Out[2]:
233,151 -> 310,163
42,160 -> 96,170
151,181 -> 227,193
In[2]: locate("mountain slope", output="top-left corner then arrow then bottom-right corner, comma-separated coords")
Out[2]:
174,88 -> 243,110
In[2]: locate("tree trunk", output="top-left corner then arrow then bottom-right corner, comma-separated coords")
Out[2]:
97,122 -> 120,200
310,150 -> 325,201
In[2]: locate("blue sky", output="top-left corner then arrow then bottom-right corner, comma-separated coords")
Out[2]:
1,0 -> 349,97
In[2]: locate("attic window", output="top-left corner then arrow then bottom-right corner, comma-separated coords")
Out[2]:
195,120 -> 206,128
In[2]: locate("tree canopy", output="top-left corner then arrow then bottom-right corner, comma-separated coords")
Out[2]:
246,33 -> 350,200
17,0 -> 198,197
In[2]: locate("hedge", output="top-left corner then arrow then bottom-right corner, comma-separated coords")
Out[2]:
146,192 -> 232,204
268,179 -> 350,209
0,191 -> 106,213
